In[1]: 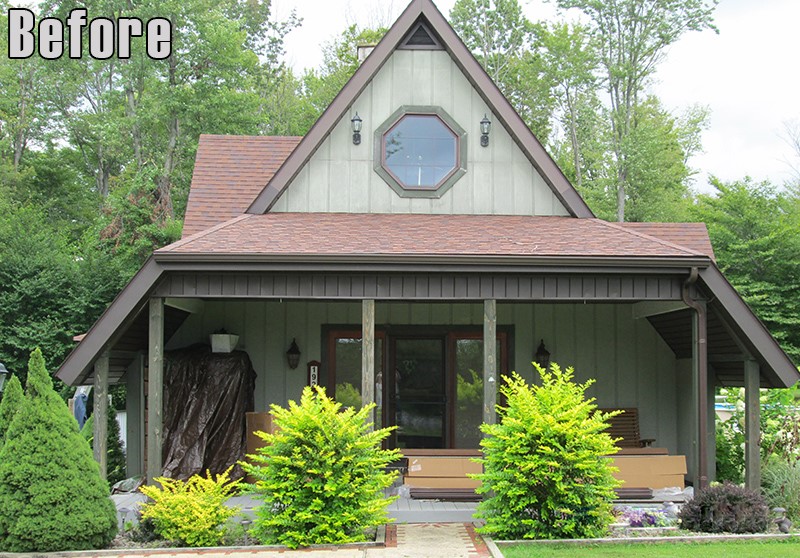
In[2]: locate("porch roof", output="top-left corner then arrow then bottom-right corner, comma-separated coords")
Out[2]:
158,213 -> 711,260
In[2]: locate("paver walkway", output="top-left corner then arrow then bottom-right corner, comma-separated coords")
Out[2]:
26,524 -> 492,558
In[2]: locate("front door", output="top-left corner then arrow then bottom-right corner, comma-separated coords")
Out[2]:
326,328 -> 508,450
390,337 -> 447,449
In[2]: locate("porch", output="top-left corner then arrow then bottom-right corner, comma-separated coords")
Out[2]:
66,262 -> 786,493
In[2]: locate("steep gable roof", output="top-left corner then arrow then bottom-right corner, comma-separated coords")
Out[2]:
245,0 -> 594,218
182,135 -> 301,237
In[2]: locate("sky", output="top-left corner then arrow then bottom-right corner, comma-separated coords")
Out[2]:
272,0 -> 800,193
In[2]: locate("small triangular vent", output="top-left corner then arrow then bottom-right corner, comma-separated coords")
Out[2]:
400,21 -> 443,50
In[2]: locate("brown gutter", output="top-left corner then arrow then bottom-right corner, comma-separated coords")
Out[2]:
153,251 -> 712,270
682,267 -> 709,491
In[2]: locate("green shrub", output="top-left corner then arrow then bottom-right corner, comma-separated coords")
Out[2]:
761,458 -> 800,523
0,375 -> 23,451
715,418 -> 744,483
81,410 -> 127,485
242,385 -> 399,549
0,348 -> 117,552
679,481 -> 770,533
139,467 -> 242,547
474,364 -> 621,540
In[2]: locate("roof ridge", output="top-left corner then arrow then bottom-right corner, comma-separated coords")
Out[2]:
159,214 -> 251,252
244,0 -> 593,218
599,220 -> 704,257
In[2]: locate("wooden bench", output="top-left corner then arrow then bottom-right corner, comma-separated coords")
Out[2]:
598,407 -> 655,448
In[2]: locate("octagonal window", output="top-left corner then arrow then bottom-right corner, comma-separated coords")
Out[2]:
374,106 -> 467,199
383,115 -> 458,189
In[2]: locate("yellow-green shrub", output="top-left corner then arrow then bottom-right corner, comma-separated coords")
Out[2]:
474,364 -> 621,540
242,385 -> 399,549
139,467 -> 241,547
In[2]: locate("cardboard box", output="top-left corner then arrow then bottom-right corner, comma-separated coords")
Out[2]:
615,474 -> 685,489
403,476 -> 481,489
245,412 -> 276,455
608,455 -> 687,489
610,455 -> 687,476
405,457 -> 482,477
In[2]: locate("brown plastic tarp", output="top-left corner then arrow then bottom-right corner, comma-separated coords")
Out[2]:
161,345 -> 255,479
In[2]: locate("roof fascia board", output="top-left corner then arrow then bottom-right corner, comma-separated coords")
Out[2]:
55,258 -> 164,386
699,265 -> 799,388
154,252 -> 710,270
246,0 -> 594,218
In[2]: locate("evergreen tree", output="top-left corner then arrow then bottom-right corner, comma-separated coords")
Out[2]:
0,374 -> 23,450
0,348 -> 117,552
81,411 -> 128,486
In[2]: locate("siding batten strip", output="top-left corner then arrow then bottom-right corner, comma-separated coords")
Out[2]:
147,297 -> 165,485
362,299 -> 376,430
483,299 -> 497,427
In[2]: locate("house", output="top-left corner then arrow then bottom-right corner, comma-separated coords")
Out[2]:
56,0 -> 798,493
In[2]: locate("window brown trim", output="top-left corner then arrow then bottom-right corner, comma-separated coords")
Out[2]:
323,325 -> 511,449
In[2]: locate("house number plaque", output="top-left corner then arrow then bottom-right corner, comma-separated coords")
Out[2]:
307,360 -> 321,387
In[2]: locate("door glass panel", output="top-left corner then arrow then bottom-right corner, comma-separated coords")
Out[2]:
394,338 -> 445,448
333,337 -> 384,428
454,338 -> 501,448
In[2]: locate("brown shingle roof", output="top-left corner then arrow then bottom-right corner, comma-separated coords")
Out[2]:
621,222 -> 715,261
161,213 -> 707,259
182,135 -> 301,238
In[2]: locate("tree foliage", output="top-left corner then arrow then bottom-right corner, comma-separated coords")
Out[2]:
475,364 -> 620,540
0,374 -> 23,451
692,179 -> 800,362
552,0 -> 718,221
0,348 -> 117,552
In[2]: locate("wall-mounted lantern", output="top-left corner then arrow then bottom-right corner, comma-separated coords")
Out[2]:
287,339 -> 301,369
480,114 -> 491,147
351,112 -> 363,145
534,339 -> 550,370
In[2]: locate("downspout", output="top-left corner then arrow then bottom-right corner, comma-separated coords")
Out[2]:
681,267 -> 709,490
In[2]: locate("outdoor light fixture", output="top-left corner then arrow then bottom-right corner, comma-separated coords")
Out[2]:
286,339 -> 301,369
0,362 -> 8,393
351,112 -> 363,145
480,114 -> 491,147
534,339 -> 550,370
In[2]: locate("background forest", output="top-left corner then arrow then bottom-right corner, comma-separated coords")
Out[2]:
0,0 -> 798,394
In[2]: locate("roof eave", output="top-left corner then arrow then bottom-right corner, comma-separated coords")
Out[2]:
699,265 -> 799,388
55,258 -> 164,386
153,251 -> 712,270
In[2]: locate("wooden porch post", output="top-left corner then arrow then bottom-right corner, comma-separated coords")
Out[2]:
93,350 -> 109,480
691,300 -> 709,490
744,359 -> 761,489
483,299 -> 497,427
147,297 -> 164,485
362,299 -> 375,430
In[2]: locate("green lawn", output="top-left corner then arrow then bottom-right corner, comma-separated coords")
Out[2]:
499,539 -> 800,558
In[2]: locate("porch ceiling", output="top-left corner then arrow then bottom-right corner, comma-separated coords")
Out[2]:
81,305 -> 190,385
647,308 -> 776,388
